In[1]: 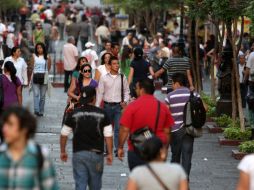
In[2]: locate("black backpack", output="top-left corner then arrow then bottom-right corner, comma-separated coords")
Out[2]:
183,91 -> 206,129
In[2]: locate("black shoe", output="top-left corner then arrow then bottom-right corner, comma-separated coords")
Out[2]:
38,113 -> 44,117
34,112 -> 40,116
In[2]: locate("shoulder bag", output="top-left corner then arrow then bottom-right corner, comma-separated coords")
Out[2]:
130,101 -> 160,156
33,59 -> 47,85
147,164 -> 170,190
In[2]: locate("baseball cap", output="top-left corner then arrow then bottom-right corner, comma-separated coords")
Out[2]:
79,86 -> 96,105
85,42 -> 95,48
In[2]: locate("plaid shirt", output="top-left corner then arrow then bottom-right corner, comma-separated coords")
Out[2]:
0,140 -> 58,190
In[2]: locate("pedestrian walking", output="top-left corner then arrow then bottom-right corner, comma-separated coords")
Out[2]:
81,42 -> 99,77
238,53 -> 247,108
66,17 -> 80,46
126,136 -> 188,190
60,86 -> 113,190
0,42 -> 9,72
98,41 -> 112,65
56,12 -> 67,41
95,19 -> 110,53
120,45 -> 132,78
0,61 -> 22,111
0,106 -> 58,189
118,78 -> 174,170
6,26 -> 15,53
42,19 -> 52,51
165,73 -> 204,179
3,47 -> 28,86
79,15 -> 91,51
155,44 -> 194,93
63,36 -> 78,92
33,22 -> 45,45
96,56 -> 130,156
31,43 -> 51,117
128,47 -> 154,98
236,154 -> 254,190
95,52 -> 112,82
68,63 -> 98,102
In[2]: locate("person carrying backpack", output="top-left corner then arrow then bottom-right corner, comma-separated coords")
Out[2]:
165,73 -> 206,180
0,106 -> 58,189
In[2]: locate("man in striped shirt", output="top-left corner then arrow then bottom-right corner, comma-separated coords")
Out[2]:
165,72 -> 197,180
155,44 -> 194,93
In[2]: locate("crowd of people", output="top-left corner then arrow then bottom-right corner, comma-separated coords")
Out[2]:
0,0 -> 253,190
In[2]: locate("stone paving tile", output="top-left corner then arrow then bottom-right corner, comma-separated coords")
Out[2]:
23,87 -> 240,190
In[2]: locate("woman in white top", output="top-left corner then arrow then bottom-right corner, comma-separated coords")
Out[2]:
6,26 -> 15,51
237,154 -> 254,190
94,52 -> 112,82
32,42 -> 51,117
3,47 -> 28,85
126,136 -> 188,190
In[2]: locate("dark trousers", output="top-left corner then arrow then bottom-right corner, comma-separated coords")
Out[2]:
171,127 -> 194,179
80,36 -> 88,51
240,83 -> 247,108
128,151 -> 145,171
59,23 -> 65,41
64,70 -> 73,92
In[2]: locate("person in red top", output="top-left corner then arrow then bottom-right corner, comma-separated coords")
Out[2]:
118,78 -> 174,170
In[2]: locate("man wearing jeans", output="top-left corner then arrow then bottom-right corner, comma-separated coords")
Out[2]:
96,56 -> 130,156
165,73 -> 199,179
60,86 -> 113,190
63,36 -> 78,92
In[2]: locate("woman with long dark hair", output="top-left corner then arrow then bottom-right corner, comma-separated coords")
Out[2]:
3,46 -> 28,86
67,56 -> 88,101
94,52 -> 112,82
1,61 -> 22,110
126,136 -> 188,190
31,42 -> 51,117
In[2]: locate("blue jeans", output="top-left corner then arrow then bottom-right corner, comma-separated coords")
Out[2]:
171,127 -> 194,179
72,150 -> 104,190
33,83 -> 47,114
104,103 -> 121,150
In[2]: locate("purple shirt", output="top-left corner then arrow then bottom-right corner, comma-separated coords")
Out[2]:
165,87 -> 190,132
89,79 -> 98,88
2,74 -> 21,109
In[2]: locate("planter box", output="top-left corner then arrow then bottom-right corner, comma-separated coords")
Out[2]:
51,83 -> 64,88
232,150 -> 248,160
206,117 -> 214,122
218,136 -> 244,146
207,122 -> 223,133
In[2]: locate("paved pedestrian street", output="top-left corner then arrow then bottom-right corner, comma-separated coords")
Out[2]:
23,87 -> 239,190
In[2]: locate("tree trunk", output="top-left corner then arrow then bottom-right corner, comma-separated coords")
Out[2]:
195,18 -> 201,93
237,16 -> 245,53
232,18 -> 245,131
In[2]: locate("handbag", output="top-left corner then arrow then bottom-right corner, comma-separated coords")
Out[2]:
33,60 -> 47,85
130,101 -> 160,156
147,164 -> 170,190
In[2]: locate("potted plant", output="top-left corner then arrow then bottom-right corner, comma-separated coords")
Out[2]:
232,140 -> 254,160
219,126 -> 252,146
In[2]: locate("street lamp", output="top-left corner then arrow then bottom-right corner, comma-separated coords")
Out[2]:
178,0 -> 185,54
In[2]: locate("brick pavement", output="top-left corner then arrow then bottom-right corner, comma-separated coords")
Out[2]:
23,87 -> 240,190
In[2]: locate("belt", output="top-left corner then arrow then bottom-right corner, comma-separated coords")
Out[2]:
104,101 -> 121,105
89,149 -> 103,155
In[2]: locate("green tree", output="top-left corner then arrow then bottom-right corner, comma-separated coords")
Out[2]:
186,0 -> 250,131
105,0 -> 178,35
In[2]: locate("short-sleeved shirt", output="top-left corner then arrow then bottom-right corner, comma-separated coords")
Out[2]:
120,95 -> 174,151
81,49 -> 98,70
64,105 -> 111,153
129,163 -> 187,190
246,52 -> 254,81
63,43 -> 78,71
237,154 -> 254,190
2,74 -> 21,109
166,87 -> 199,132
130,59 -> 150,83
162,56 -> 191,89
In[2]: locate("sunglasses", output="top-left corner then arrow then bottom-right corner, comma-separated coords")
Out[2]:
83,69 -> 91,73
